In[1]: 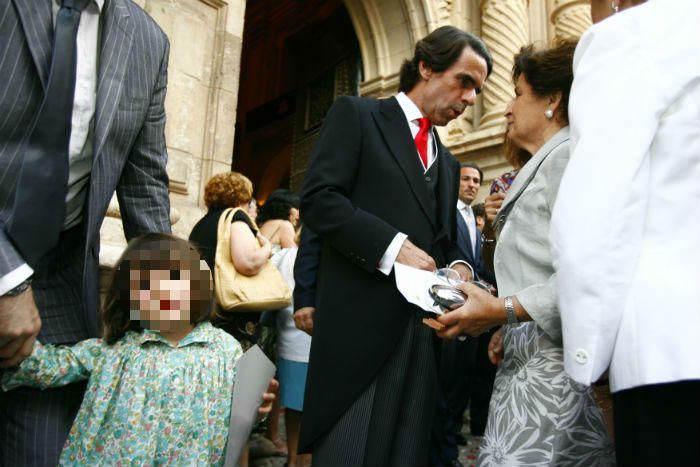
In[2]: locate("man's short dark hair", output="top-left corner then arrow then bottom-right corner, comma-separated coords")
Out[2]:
399,26 -> 493,93
460,162 -> 483,184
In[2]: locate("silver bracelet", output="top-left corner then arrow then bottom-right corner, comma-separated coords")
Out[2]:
504,296 -> 518,325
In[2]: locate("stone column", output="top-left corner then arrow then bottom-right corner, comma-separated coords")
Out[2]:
478,0 -> 530,129
550,0 -> 592,43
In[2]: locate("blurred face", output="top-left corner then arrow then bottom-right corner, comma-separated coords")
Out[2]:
246,200 -> 258,222
413,47 -> 488,126
591,0 -> 620,23
591,0 -> 644,24
288,207 -> 300,227
459,167 -> 481,205
504,74 -> 551,153
475,215 -> 485,232
130,269 -> 192,332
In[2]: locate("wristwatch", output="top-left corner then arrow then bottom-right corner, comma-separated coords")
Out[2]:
504,296 -> 518,325
4,278 -> 32,297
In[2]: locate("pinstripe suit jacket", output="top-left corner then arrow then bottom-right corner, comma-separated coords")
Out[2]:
0,0 -> 171,341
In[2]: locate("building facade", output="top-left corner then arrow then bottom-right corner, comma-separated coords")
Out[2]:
100,0 -> 591,271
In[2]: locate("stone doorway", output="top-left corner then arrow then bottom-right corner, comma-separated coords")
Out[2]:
233,0 -> 361,201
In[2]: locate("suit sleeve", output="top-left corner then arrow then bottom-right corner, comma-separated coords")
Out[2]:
300,97 -> 399,273
293,228 -> 321,310
116,36 -> 171,240
516,145 -> 570,342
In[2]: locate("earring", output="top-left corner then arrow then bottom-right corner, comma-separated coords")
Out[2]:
611,1 -> 619,13
545,109 -> 554,119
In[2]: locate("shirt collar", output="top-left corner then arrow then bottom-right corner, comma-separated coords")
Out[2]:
138,321 -> 214,348
457,199 -> 472,212
395,92 -> 427,126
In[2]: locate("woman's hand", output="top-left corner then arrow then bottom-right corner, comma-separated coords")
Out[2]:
257,378 -> 279,420
436,282 -> 504,339
484,192 -> 506,223
488,327 -> 504,365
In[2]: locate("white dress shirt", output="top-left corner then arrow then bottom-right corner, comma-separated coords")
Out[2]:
550,0 -> 700,392
377,92 -> 438,274
456,199 -> 477,257
0,0 -> 102,295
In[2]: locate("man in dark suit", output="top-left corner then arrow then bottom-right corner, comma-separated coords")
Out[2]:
298,26 -> 492,466
0,1 -> 171,464
431,162 -> 498,466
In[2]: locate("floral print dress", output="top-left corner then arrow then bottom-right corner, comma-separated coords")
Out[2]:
1,322 -> 243,466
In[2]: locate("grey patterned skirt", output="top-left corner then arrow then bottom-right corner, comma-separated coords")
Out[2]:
477,322 -> 615,466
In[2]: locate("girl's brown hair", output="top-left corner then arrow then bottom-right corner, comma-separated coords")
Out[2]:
101,233 -> 213,344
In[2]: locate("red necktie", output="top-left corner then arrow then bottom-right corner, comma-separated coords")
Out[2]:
415,117 -> 431,170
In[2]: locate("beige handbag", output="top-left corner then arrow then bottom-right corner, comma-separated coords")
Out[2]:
213,208 -> 292,312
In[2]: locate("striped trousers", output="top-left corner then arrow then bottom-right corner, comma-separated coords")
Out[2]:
0,226 -> 89,466
312,313 -> 438,467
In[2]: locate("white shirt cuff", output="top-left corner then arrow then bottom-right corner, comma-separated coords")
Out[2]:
0,263 -> 34,295
377,233 -> 408,275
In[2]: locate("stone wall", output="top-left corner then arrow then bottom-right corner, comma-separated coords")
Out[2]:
99,0 -> 246,270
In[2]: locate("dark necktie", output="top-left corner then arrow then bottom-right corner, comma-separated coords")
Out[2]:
414,117 -> 431,170
7,0 -> 91,267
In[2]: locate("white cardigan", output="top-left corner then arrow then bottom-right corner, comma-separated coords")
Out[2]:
551,0 -> 700,392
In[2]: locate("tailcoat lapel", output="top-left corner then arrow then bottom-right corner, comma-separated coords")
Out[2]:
434,134 -> 454,241
12,0 -> 53,89
372,98 -> 438,232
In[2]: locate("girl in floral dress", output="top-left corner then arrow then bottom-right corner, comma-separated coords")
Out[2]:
1,234 -> 275,466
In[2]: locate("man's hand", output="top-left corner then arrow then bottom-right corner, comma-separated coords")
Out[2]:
0,286 -> 41,368
487,327 -> 504,365
258,378 -> 279,420
293,307 -> 315,336
395,239 -> 436,272
484,192 -> 506,223
435,282 -> 502,339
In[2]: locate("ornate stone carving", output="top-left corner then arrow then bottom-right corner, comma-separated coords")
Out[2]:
435,0 -> 454,24
478,0 -> 529,129
550,0 -> 591,43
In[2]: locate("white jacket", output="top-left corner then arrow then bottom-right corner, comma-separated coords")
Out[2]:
550,0 -> 700,392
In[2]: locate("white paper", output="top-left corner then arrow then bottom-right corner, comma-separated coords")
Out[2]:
393,263 -> 451,315
224,345 -> 277,467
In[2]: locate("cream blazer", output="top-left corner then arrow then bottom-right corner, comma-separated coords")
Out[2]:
494,127 -> 570,342
551,0 -> 700,392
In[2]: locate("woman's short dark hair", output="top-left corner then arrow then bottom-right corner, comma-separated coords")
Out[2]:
512,42 -> 577,125
399,26 -> 493,93
257,189 -> 300,225
102,233 -> 213,344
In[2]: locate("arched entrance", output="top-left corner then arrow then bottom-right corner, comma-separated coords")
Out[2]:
233,0 -> 362,200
